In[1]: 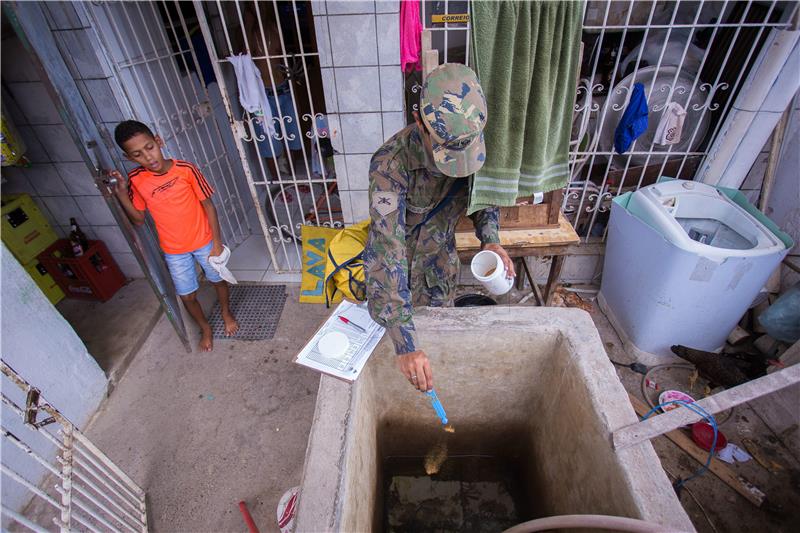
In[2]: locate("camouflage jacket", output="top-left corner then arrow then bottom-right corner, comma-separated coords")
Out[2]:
363,125 -> 500,355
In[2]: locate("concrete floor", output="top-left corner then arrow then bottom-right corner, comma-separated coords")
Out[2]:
83,283 -> 329,533
57,278 -> 161,383
72,282 -> 799,532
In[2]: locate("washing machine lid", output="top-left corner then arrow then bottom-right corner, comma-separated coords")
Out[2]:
628,179 -> 786,261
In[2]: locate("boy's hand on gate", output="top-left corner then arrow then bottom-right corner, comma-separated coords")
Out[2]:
108,170 -> 127,199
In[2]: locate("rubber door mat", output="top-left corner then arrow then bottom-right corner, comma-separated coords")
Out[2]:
208,284 -> 287,340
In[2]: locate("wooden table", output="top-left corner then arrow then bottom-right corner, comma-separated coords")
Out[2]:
456,213 -> 581,306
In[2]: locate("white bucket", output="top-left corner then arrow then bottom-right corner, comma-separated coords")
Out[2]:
470,250 -> 514,295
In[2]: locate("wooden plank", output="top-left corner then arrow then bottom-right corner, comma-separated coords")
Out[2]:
422,29 -> 432,53
544,255 -> 566,306
456,212 -> 580,251
548,189 -> 564,225
423,50 -> 439,76
456,204 -> 556,231
627,394 -> 766,507
458,243 -> 601,261
614,364 -> 800,451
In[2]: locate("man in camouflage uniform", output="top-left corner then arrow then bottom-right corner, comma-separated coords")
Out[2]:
364,64 -> 515,392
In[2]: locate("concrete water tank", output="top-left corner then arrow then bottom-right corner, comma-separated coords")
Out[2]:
599,179 -> 793,364
293,307 -> 694,531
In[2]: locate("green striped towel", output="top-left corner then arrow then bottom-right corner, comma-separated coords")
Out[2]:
468,0 -> 583,215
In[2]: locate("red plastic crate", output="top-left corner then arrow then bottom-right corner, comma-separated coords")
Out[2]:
38,239 -> 126,302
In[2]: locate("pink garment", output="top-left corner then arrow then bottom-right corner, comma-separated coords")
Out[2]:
400,0 -> 422,73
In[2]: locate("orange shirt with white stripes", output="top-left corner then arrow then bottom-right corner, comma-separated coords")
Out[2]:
128,160 -> 215,254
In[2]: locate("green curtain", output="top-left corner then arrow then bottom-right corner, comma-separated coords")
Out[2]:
469,0 -> 583,214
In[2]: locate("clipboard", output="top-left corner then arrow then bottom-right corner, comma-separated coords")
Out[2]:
294,300 -> 385,382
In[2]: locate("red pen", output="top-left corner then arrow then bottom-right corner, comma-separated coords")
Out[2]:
338,316 -> 366,333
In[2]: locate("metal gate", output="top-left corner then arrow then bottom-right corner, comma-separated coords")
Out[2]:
1,362 -> 147,533
194,0 -> 341,273
81,1 -> 250,248
422,0 -> 799,242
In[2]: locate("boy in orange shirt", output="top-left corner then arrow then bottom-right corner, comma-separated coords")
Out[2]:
111,120 -> 238,351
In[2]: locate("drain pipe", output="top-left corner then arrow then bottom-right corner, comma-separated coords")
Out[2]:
502,514 -> 669,533
696,18 -> 800,189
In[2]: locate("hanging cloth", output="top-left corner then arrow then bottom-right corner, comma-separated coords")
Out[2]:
207,245 -> 238,285
614,83 -> 649,154
468,1 -> 584,214
400,0 -> 423,73
654,101 -> 686,145
226,53 -> 276,137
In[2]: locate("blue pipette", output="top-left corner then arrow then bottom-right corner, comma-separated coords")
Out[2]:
426,389 -> 448,425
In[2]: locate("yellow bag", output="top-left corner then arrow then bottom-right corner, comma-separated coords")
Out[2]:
1,112 -> 27,167
299,225 -> 342,304
324,220 -> 370,307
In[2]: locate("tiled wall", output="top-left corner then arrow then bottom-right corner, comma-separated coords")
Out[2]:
313,0 -> 405,224
1,2 -> 142,278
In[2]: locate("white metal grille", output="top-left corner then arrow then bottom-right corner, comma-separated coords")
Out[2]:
1,362 -> 147,533
195,0 -> 340,273
422,0 -> 798,241
82,1 -> 250,248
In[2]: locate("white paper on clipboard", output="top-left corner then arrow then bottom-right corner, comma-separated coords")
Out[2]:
295,300 -> 385,381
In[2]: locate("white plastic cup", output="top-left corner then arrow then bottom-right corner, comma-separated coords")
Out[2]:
470,250 -> 514,295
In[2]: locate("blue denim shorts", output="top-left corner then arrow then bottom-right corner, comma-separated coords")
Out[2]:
164,240 -> 223,296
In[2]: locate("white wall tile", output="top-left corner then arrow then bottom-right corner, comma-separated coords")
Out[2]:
339,189 -> 354,224
8,83 -> 62,125
58,224 -> 96,240
310,0 -> 327,16
75,196 -> 116,226
340,113 -> 383,154
113,252 -> 144,279
83,79 -> 124,123
377,13 -> 400,66
345,154 -> 372,190
333,153 -> 348,189
327,114 -> 344,153
33,125 -> 84,162
42,196 -> 86,227
17,126 -> 51,163
335,67 -> 381,112
24,164 -> 69,197
561,255 -> 601,283
320,68 -> 338,113
329,15 -> 378,67
1,87 -> 27,126
92,225 -> 131,254
327,1 -> 375,15
382,112 -> 406,141
230,270 -> 266,282
313,16 -> 332,68
1,167 -> 36,195
379,66 -> 404,112
350,190 -> 370,221
58,162 -> 99,196
376,0 -> 400,14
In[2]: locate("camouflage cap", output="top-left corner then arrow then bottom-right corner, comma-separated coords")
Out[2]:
420,63 -> 487,177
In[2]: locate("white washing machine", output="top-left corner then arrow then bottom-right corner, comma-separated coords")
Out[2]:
599,179 -> 792,364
